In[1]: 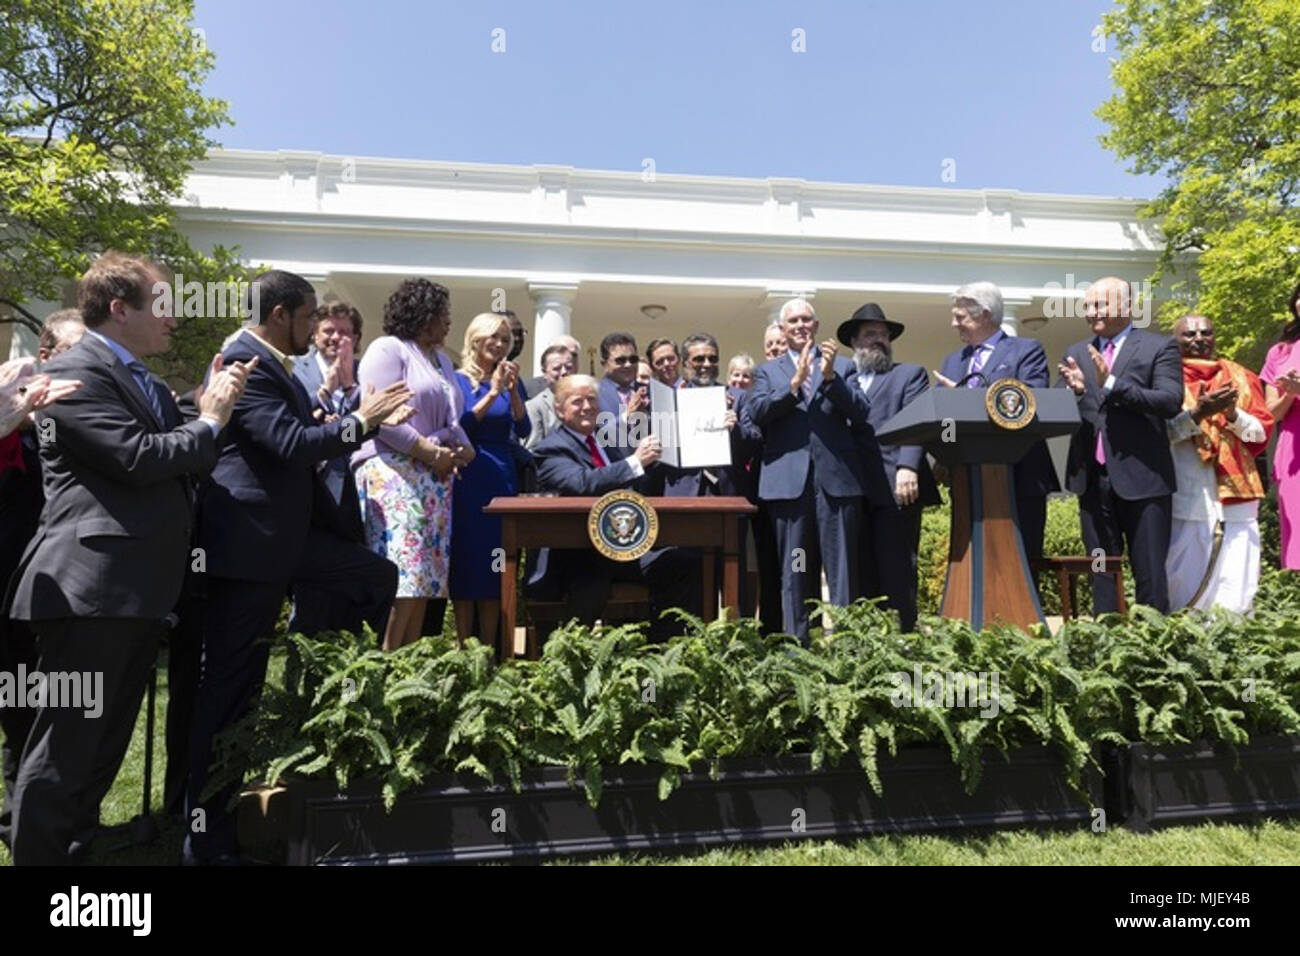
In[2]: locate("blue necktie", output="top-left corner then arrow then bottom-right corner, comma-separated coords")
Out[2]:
126,360 -> 166,424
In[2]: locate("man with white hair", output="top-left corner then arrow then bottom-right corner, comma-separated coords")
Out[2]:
936,281 -> 1059,562
749,297 -> 870,640
762,323 -> 787,361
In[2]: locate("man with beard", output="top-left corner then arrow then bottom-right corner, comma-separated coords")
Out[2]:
840,304 -> 938,631
185,269 -> 413,864
1165,314 -> 1272,612
936,281 -> 1059,563
749,298 -> 870,641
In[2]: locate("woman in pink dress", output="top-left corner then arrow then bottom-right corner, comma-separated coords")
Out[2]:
1260,281 -> 1300,569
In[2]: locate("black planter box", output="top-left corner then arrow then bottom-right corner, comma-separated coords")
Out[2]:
1120,734 -> 1300,832
265,745 -> 1099,865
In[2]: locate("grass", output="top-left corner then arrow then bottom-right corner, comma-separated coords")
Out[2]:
553,820 -> 1300,865
4,645 -> 1300,866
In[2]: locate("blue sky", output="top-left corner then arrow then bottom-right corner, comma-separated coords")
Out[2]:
192,0 -> 1162,198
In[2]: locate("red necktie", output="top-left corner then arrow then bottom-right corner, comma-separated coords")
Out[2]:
586,433 -> 605,468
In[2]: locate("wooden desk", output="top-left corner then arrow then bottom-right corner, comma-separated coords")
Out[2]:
484,496 -> 757,643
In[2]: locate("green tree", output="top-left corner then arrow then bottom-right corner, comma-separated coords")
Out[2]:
0,0 -> 255,384
1097,0 -> 1300,364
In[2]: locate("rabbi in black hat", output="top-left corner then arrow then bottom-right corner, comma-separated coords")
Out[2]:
838,303 -> 939,631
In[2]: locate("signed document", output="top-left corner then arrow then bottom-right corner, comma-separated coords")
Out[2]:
650,381 -> 732,469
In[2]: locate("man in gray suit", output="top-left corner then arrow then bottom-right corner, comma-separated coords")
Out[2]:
4,252 -> 250,864
748,298 -> 871,640
524,342 -> 576,449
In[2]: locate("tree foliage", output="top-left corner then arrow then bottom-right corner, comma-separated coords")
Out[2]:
0,0 -> 254,383
1097,0 -> 1300,364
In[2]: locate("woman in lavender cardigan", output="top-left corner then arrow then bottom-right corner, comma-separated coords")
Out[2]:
353,280 -> 474,650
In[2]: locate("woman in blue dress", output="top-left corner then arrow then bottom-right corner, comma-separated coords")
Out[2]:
451,312 -> 530,653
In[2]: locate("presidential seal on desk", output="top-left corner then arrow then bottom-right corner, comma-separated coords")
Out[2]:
589,490 -> 659,561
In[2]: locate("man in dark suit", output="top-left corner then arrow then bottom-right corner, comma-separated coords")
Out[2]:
289,302 -> 366,635
184,269 -> 412,865
527,375 -> 701,641
840,304 -> 939,632
1058,276 -> 1183,613
4,252 -> 251,865
936,281 -> 1060,561
665,333 -> 761,616
596,332 -> 647,447
748,298 -> 871,641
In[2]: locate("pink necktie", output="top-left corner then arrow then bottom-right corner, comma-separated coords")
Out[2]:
1094,338 -> 1117,466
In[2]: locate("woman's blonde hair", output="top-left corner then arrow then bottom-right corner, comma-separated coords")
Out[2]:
459,312 -> 512,386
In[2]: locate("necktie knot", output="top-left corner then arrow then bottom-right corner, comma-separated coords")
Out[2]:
126,360 -> 165,423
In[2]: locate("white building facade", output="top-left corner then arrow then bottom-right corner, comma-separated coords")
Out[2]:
7,148 -> 1162,382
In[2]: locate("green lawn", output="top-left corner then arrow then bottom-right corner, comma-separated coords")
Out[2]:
4,646 -> 1300,867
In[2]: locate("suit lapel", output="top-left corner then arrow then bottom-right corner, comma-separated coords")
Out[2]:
241,334 -> 312,422
982,334 -> 1014,381
1108,329 -> 1140,385
83,335 -> 165,430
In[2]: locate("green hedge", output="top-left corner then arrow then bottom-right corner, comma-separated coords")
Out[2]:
231,598 -> 1300,811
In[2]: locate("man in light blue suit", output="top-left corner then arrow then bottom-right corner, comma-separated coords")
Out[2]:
935,282 -> 1060,562
748,298 -> 871,640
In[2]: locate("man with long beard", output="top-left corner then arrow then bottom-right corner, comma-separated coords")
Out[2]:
1165,314 -> 1273,612
840,304 -> 938,631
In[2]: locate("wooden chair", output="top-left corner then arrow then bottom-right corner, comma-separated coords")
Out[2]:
522,582 -> 651,660
1030,556 -> 1128,620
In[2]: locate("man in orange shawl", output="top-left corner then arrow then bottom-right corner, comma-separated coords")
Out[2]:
1165,314 -> 1274,612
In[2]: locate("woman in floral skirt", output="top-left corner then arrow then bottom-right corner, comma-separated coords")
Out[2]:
353,279 -> 474,650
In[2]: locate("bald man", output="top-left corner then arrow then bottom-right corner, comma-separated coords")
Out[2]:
1058,277 -> 1183,613
1165,314 -> 1272,612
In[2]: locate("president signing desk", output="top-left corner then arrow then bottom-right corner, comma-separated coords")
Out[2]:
485,495 -> 756,654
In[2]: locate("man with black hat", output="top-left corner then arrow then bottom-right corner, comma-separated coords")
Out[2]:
840,304 -> 939,631
935,281 -> 1059,562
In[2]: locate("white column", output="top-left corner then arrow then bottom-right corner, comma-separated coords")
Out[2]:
528,282 -> 578,376
1002,298 -> 1031,338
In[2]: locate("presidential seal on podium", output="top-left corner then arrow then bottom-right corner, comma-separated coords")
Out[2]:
588,490 -> 659,561
985,378 -> 1036,430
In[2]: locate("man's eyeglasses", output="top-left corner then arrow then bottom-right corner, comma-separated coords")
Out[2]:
689,355 -> 720,365
1181,330 -> 1214,338
609,356 -> 638,366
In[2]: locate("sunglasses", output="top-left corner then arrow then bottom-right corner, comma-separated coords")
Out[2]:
689,355 -> 720,365
609,356 -> 638,366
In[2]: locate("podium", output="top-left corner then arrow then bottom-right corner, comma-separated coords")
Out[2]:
875,384 -> 1080,629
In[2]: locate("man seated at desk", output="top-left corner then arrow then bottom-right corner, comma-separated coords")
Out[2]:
526,374 -> 701,641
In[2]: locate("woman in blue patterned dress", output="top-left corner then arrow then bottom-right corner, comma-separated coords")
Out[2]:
451,312 -> 530,653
